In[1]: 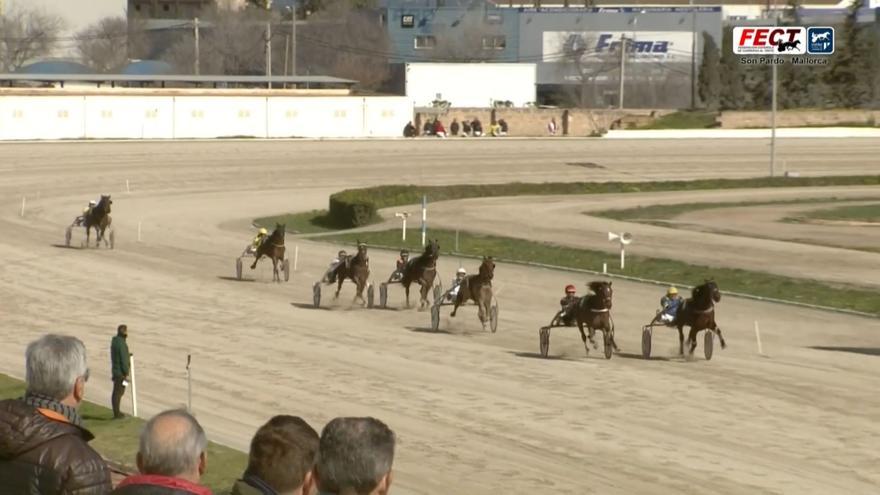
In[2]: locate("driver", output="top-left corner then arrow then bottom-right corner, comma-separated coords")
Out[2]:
391,249 -> 409,282
558,284 -> 578,326
248,227 -> 269,255
657,286 -> 682,324
73,200 -> 97,227
446,267 -> 467,302
324,250 -> 347,284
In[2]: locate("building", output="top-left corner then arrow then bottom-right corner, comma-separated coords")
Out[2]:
128,0 -> 214,20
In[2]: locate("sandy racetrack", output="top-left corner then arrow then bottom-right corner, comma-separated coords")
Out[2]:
0,139 -> 878,494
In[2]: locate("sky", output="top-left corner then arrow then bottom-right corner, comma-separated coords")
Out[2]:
7,0 -> 127,36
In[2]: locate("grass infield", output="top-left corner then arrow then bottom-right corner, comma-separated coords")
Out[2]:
0,373 -> 246,495
785,203 -> 880,224
322,229 -> 879,316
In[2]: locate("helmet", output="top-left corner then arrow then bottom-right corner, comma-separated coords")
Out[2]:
400,249 -> 409,256
88,200 -> 97,206
259,227 -> 268,235
338,250 -> 347,257
456,267 -> 467,275
565,284 -> 576,294
667,286 -> 678,295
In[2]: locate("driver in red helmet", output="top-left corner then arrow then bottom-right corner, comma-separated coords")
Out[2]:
558,284 -> 579,326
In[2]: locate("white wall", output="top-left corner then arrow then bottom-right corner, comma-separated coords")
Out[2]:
405,63 -> 537,108
0,95 -> 414,140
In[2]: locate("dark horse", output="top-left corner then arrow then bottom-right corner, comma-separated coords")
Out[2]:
572,281 -> 619,356
251,223 -> 286,282
84,195 -> 112,248
450,256 -> 495,330
674,279 -> 727,356
401,239 -> 440,309
333,241 -> 370,305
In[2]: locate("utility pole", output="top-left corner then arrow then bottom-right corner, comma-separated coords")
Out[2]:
290,6 -> 297,76
690,0 -> 696,109
618,36 -> 626,109
265,1 -> 273,89
770,0 -> 778,177
193,17 -> 200,76
284,35 -> 290,77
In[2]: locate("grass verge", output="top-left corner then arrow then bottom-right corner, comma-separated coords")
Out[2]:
785,203 -> 880,224
255,209 -> 337,234
322,229 -> 879,316
0,373 -> 246,495
637,111 -> 719,129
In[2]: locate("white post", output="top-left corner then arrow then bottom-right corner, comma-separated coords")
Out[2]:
620,245 -> 626,270
421,195 -> 427,247
603,262 -> 607,274
137,221 -> 142,242
126,179 -> 130,194
129,355 -> 138,418
293,245 -> 299,271
754,320 -> 764,355
20,197 -> 26,217
402,217 -> 407,241
455,229 -> 460,252
186,354 -> 192,413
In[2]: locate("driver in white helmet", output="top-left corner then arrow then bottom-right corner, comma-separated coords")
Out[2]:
446,267 -> 468,302
73,200 -> 97,227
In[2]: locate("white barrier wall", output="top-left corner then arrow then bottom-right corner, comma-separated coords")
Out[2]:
0,95 -> 414,140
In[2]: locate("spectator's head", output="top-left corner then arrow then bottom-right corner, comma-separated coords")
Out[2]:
245,415 -> 319,495
25,334 -> 89,407
117,324 -> 128,337
137,409 -> 208,484
314,417 -> 395,495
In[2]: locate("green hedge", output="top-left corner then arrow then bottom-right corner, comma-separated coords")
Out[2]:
326,175 -> 880,228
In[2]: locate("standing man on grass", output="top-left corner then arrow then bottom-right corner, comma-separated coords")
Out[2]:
111,324 -> 130,419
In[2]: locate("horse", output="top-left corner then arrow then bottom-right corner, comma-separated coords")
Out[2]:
673,279 -> 727,356
571,281 -> 619,356
401,239 -> 440,309
450,256 -> 495,330
84,195 -> 112,248
333,241 -> 370,305
250,223 -> 286,282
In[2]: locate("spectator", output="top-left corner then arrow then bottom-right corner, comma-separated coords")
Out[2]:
112,409 -> 211,495
232,416 -> 319,495
489,122 -> 502,137
0,334 -> 112,494
547,117 -> 558,135
111,324 -> 130,419
433,119 -> 447,138
313,417 -> 395,495
402,122 -> 416,138
461,120 -> 472,137
498,118 -> 509,136
421,119 -> 433,136
471,117 -> 483,137
450,118 -> 460,137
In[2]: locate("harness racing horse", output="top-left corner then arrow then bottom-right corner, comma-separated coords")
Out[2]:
250,223 -> 286,282
450,256 -> 495,330
401,239 -> 440,309
572,281 -> 619,357
674,279 -> 727,356
84,195 -> 113,248
334,241 -> 371,305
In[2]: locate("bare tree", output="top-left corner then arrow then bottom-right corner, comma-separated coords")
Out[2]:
554,33 -> 618,107
0,6 -> 65,72
75,17 -> 130,73
299,0 -> 391,90
433,13 -> 505,62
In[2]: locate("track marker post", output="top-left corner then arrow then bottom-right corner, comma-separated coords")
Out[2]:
20,197 -> 26,217
126,180 -> 131,194
129,354 -> 138,418
421,195 -> 427,247
754,320 -> 764,356
186,354 -> 193,413
294,245 -> 299,271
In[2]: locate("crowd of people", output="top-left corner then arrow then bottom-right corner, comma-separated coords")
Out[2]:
0,333 -> 396,495
403,116 -> 511,138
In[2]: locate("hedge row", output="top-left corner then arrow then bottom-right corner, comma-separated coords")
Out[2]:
325,175 -> 880,228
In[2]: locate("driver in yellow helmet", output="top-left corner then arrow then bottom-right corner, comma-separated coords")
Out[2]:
658,286 -> 682,324
245,227 -> 269,256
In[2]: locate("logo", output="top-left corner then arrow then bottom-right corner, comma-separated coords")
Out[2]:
733,27 -> 806,54
807,27 -> 834,54
595,34 -> 670,54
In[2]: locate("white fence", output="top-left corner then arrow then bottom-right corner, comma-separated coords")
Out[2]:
605,128 -> 880,139
0,95 -> 414,140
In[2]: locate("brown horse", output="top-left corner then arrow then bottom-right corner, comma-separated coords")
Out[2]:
401,239 -> 440,309
333,241 -> 370,305
572,281 -> 619,356
450,256 -> 495,330
674,279 -> 727,356
250,223 -> 286,282
84,195 -> 112,248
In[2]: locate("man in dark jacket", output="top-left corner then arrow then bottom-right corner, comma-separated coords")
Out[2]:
0,334 -> 112,494
110,324 -> 130,419
231,415 -> 319,495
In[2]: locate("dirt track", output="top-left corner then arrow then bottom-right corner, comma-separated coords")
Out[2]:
1,139 -> 878,495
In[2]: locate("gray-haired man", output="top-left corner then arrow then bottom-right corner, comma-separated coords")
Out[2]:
313,417 -> 395,495
0,334 -> 112,494
112,409 -> 211,495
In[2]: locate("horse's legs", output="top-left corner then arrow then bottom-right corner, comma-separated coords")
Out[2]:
419,283 -> 430,310
272,258 -> 279,283
677,325 -> 685,356
609,321 -> 620,352
85,225 -> 91,248
576,320 -> 590,356
250,253 -> 262,270
404,282 -> 411,309
713,323 -> 727,349
450,287 -> 464,317
687,328 -> 699,355
477,299 -> 487,330
335,274 -> 343,299
354,278 -> 366,306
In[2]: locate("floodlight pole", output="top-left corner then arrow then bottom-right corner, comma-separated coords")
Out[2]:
770,0 -> 778,177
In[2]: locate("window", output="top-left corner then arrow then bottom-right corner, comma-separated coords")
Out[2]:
414,35 -> 436,50
482,35 -> 506,50
401,14 -> 415,28
485,13 -> 502,24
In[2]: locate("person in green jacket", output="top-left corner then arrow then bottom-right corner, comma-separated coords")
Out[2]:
110,324 -> 130,419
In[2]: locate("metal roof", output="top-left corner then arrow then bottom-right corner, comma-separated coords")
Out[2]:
0,74 -> 358,86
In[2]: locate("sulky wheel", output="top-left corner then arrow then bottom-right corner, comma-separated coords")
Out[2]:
367,284 -> 375,309
65,226 -> 72,247
603,331 -> 613,360
379,283 -> 388,309
282,259 -> 291,282
641,326 -> 652,359
431,304 -> 440,332
704,330 -> 714,361
236,258 -> 243,280
489,299 -> 499,333
539,327 -> 550,358
312,282 -> 321,308
108,229 -> 116,250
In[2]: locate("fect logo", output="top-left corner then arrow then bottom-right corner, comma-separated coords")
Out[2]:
807,27 -> 834,54
733,27 -> 807,55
